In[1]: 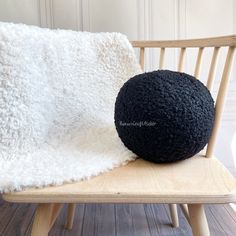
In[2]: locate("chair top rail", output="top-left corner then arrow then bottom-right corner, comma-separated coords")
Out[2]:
131,35 -> 236,48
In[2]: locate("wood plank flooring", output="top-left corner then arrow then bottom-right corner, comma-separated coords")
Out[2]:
1,198 -> 236,236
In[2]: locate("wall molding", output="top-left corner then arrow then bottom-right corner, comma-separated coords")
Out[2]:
137,0 -> 144,40
224,0 -> 236,122
137,0 -> 151,40
81,0 -> 90,31
38,0 -> 46,27
76,0 -> 83,30
37,0 -> 42,26
233,0 -> 236,33
177,0 -> 186,39
39,0 -> 84,30
39,0 -> 53,28
137,0 -> 153,70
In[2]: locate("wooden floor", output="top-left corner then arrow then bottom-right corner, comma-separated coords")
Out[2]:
1,198 -> 236,236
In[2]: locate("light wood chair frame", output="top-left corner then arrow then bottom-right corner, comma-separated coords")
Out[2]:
131,35 -> 235,235
2,35 -> 236,236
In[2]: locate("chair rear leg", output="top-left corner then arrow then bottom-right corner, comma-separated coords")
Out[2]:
65,203 -> 76,229
169,204 -> 179,227
31,203 -> 63,236
188,204 -> 210,236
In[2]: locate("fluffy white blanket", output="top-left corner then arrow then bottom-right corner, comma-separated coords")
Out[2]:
0,22 -> 141,192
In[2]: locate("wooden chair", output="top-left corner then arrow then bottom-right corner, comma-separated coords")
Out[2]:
3,35 -> 236,236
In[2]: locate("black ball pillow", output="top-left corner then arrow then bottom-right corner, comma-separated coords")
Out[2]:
114,70 -> 215,163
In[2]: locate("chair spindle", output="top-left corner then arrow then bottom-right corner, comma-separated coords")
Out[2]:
194,47 -> 204,78
206,46 -> 235,158
159,48 -> 165,69
178,48 -> 186,72
140,47 -> 145,70
206,47 -> 220,91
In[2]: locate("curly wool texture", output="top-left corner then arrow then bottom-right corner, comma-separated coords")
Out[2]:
0,22 -> 142,192
115,70 -> 215,163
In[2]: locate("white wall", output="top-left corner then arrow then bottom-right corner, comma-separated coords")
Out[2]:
0,0 -> 236,174
0,0 -> 235,39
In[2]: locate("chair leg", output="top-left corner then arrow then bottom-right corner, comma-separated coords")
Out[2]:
180,204 -> 190,224
188,204 -> 210,236
31,203 -> 63,236
169,204 -> 179,227
65,203 -> 76,229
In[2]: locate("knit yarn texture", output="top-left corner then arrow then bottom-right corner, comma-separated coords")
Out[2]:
115,70 -> 215,163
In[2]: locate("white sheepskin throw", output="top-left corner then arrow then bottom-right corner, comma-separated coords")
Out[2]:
0,22 -> 141,192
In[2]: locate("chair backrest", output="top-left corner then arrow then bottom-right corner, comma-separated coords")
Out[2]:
131,35 -> 236,158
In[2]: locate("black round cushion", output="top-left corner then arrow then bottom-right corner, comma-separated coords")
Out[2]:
114,70 -> 215,163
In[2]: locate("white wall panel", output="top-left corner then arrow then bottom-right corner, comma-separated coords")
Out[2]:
50,0 -> 80,30
84,0 -> 138,40
185,0 -> 235,38
0,0 -> 41,25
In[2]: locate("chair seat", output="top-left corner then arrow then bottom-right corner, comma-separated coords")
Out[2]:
3,154 -> 236,204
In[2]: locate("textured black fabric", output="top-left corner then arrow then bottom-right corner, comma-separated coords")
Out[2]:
114,70 -> 215,163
